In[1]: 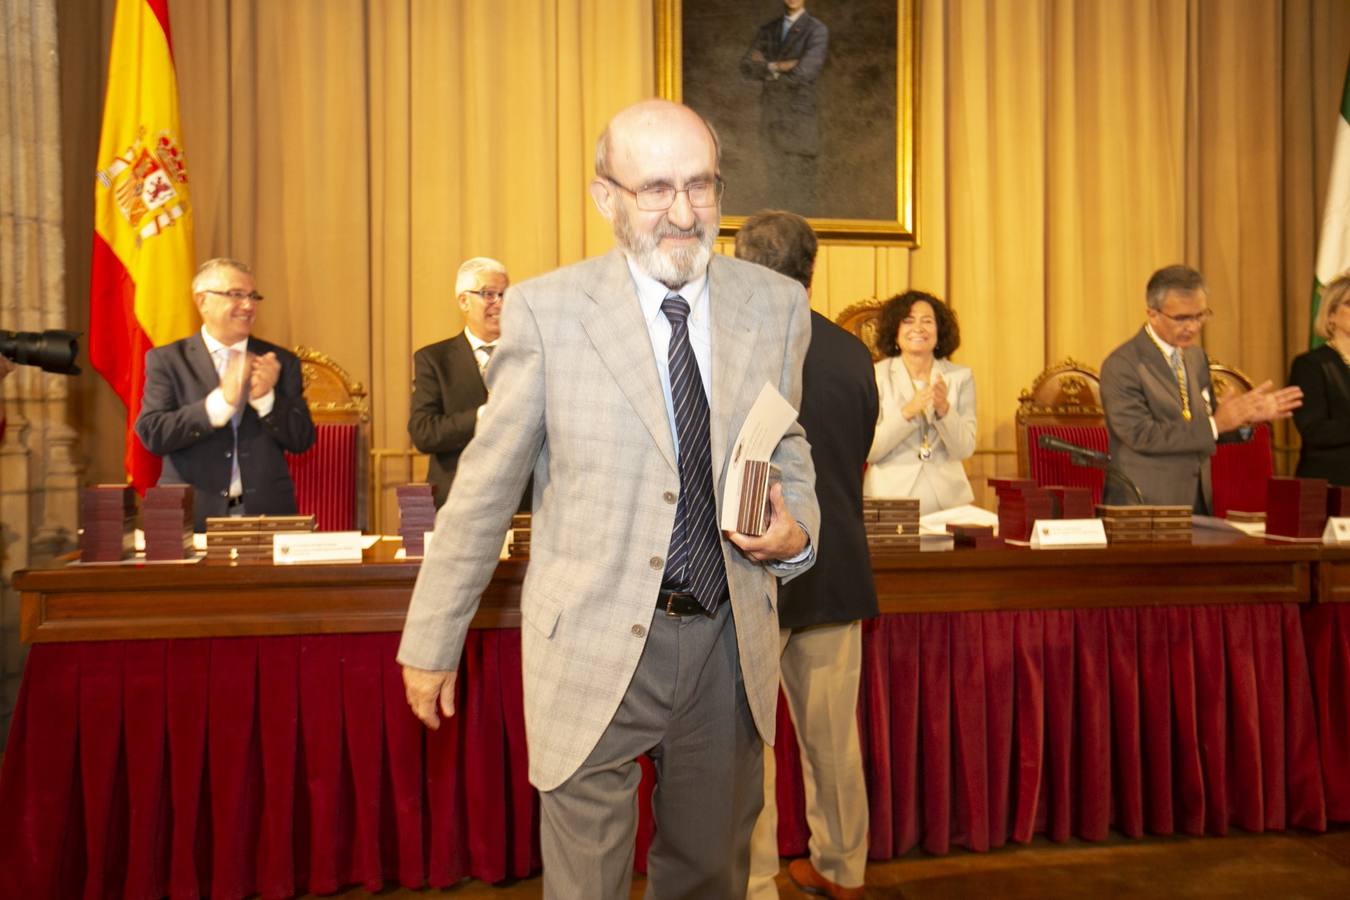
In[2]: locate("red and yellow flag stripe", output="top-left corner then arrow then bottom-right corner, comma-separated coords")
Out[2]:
90,0 -> 197,491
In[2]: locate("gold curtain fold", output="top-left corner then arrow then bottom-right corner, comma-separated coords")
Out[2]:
60,0 -> 1350,515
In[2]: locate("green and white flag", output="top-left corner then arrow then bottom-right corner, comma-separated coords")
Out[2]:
1312,62 -> 1350,348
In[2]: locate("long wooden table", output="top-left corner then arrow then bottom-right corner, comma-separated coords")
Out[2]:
17,532 -> 1320,642
2,535 -> 1346,900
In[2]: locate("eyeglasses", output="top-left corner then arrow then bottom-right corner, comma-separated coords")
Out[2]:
604,176 -> 725,212
465,289 -> 506,302
202,289 -> 264,302
1155,308 -> 1213,326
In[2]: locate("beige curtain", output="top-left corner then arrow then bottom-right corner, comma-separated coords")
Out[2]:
59,0 -> 1350,519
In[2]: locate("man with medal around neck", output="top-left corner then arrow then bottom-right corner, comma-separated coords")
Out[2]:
397,99 -> 819,899
1101,264 -> 1302,511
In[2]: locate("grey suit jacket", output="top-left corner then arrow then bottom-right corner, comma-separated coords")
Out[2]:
1100,327 -> 1217,509
397,249 -> 820,791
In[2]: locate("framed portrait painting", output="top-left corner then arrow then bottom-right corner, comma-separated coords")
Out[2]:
657,0 -> 918,245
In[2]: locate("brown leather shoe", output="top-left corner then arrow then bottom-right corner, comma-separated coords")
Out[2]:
787,858 -> 866,900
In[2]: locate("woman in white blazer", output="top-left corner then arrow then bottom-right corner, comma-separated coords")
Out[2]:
864,291 -> 978,513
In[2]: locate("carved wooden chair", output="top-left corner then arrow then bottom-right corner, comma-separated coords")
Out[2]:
1015,358 -> 1109,504
285,347 -> 369,531
835,298 -> 886,361
1208,358 -> 1272,517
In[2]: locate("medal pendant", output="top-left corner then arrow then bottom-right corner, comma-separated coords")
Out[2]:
918,445 -> 933,461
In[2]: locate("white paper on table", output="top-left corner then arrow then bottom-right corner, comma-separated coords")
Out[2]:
918,504 -> 998,535
1193,515 -> 1265,537
719,383 -> 799,532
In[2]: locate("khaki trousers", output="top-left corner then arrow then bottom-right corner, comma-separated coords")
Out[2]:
747,620 -> 868,897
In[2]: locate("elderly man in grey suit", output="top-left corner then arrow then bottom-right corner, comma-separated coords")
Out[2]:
398,99 -> 819,899
1101,264 -> 1301,511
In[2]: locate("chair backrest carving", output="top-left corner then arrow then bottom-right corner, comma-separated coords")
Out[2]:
1016,358 -> 1108,502
835,298 -> 886,362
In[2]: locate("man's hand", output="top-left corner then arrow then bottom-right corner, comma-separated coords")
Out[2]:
220,349 -> 250,407
0,355 -> 16,382
728,482 -> 807,562
749,49 -> 766,63
250,351 -> 281,400
1212,381 -> 1303,433
776,58 -> 799,72
403,664 -> 457,729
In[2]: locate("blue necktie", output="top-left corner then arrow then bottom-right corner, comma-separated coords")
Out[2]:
661,293 -> 727,613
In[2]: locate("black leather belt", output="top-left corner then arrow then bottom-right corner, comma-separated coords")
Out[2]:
657,587 -> 713,617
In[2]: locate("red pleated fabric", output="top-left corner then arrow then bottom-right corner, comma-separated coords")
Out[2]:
1024,424 -> 1109,504
286,423 -> 357,531
0,604 -> 1340,899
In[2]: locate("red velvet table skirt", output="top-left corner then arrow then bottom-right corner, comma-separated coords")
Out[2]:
1,603 -> 1341,900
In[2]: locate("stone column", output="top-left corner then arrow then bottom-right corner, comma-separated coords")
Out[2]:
0,0 -> 82,738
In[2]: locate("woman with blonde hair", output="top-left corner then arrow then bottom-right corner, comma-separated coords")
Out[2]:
1289,272 -> 1350,486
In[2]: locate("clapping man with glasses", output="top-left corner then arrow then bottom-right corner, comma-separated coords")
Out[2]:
409,257 -> 521,509
136,257 -> 315,530
1101,264 -> 1302,511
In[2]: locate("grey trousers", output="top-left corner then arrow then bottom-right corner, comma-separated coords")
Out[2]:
539,601 -> 763,900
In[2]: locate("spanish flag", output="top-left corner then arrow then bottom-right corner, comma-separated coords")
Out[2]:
90,0 -> 197,492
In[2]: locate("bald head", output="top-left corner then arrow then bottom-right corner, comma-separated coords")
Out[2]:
594,100 -> 720,182
589,100 -> 723,289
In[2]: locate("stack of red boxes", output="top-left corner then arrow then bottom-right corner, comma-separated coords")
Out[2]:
1327,486 -> 1350,519
142,485 -> 194,560
1048,486 -> 1095,519
946,523 -> 1003,549
397,484 -> 436,557
80,484 -> 136,562
994,481 -> 1055,542
1266,477 -> 1329,539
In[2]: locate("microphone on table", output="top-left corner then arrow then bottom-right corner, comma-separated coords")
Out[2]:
1036,433 -> 1143,503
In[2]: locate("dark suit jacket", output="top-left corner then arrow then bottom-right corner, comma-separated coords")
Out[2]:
1290,344 -> 1350,486
779,312 -> 879,629
740,12 -> 829,157
135,333 -> 316,531
408,333 -> 486,509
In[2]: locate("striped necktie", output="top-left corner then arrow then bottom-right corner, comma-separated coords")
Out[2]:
661,292 -> 727,613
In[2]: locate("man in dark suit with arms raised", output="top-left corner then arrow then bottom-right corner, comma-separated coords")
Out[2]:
135,257 -> 316,530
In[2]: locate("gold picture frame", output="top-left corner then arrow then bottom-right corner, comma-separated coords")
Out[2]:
657,0 -> 918,245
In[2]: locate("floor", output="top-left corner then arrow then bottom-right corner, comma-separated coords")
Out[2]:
319,826 -> 1350,899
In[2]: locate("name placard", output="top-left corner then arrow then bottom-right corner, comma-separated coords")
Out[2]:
273,531 -> 364,564
1030,518 -> 1108,549
1323,517 -> 1350,546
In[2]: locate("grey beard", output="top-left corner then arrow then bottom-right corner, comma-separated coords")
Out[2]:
615,207 -> 716,289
